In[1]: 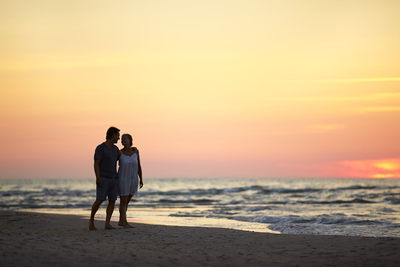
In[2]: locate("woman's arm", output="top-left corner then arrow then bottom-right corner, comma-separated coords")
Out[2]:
137,149 -> 143,188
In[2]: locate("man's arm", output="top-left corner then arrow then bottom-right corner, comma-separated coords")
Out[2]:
94,159 -> 102,187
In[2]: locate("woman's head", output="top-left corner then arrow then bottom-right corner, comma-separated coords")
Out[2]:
121,133 -> 133,147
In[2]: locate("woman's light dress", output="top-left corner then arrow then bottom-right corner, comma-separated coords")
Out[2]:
118,152 -> 139,196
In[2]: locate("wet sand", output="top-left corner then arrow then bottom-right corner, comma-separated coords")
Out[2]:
1,210 -> 399,266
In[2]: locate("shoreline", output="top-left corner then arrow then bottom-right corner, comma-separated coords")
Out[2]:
1,210 -> 400,266
2,178 -> 399,238
15,207 -> 281,234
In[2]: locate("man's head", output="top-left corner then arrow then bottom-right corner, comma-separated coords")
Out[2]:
106,127 -> 120,143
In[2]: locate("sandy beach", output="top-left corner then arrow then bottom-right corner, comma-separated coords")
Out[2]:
0,211 -> 399,266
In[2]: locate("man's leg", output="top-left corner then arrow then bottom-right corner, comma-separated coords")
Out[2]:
89,199 -> 103,230
105,179 -> 119,229
105,200 -> 116,229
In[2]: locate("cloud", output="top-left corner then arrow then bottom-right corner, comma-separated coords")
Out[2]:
339,158 -> 400,178
311,77 -> 400,83
309,124 -> 344,133
277,158 -> 400,178
360,106 -> 400,112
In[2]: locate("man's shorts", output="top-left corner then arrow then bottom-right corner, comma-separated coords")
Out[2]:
96,177 -> 118,201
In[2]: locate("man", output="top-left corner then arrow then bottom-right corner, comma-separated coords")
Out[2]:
89,127 -> 120,230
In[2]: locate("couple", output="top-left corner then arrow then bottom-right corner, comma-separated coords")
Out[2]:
89,127 -> 143,230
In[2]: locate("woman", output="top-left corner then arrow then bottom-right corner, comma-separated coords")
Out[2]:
118,133 -> 143,228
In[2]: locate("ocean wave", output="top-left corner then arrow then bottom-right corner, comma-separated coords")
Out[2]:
246,206 -> 273,211
138,184 -> 396,198
384,197 -> 400,204
0,202 -> 92,209
140,189 -> 224,197
169,213 -> 206,218
379,207 -> 397,213
3,183 -> 390,200
141,186 -> 322,197
330,185 -> 379,191
1,178 -> 400,237
267,222 -> 400,237
158,198 -> 216,204
298,198 -> 375,204
0,189 -> 94,197
232,214 -> 385,226
141,186 -> 265,196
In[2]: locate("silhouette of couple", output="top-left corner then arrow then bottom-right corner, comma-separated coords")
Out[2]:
89,127 -> 143,230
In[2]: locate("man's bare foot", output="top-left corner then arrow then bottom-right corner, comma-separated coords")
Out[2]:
89,220 -> 96,231
118,221 -> 124,226
105,223 -> 115,230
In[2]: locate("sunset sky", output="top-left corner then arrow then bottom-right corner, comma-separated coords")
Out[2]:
0,0 -> 399,179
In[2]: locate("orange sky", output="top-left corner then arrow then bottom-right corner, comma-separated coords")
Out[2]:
0,0 -> 399,179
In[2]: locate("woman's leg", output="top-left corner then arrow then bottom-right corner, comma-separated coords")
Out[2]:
120,194 -> 134,228
119,196 -> 128,226
126,194 -> 133,212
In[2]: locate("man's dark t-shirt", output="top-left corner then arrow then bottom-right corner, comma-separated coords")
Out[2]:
94,142 -> 119,179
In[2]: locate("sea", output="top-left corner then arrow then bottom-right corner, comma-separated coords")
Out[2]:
1,178 -> 399,237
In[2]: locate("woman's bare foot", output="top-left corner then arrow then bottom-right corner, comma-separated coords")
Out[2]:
89,220 -> 96,231
122,223 -> 134,228
118,221 -> 124,226
105,223 -> 115,230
